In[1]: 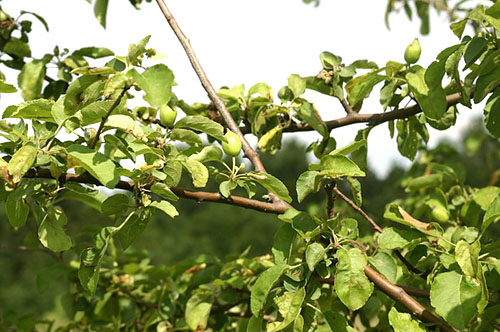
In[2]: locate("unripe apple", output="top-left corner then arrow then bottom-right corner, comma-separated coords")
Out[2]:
159,104 -> 177,127
404,38 -> 421,64
222,131 -> 242,157
278,86 -> 294,102
431,206 -> 450,223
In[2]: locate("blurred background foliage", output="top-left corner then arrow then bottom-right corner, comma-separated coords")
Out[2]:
1,118 -> 499,326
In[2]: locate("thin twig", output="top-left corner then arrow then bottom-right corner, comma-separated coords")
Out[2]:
89,88 -> 129,149
364,266 -> 456,332
340,98 -> 354,115
334,186 -> 422,274
24,168 -> 289,215
0,245 -> 62,261
325,182 -> 336,219
333,186 -> 383,232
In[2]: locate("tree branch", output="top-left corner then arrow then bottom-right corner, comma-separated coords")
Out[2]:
334,186 -> 422,275
24,168 -> 289,215
340,98 -> 354,116
89,88 -> 129,149
364,266 -> 456,332
154,0 -> 291,209
241,91 -> 463,134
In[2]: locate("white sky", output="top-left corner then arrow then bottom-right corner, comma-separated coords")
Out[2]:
0,0 -> 481,177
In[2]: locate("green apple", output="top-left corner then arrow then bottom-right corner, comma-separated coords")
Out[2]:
431,206 -> 450,223
404,38 -> 421,64
222,130 -> 242,157
159,104 -> 177,127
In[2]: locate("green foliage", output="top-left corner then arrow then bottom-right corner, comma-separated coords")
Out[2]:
1,1 -> 500,332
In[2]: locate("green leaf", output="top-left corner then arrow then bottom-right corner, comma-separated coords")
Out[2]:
185,293 -> 212,331
8,143 -> 37,179
79,247 -> 102,295
313,155 -> 365,178
117,210 -> 149,250
305,242 -> 327,271
378,227 -> 423,250
150,200 -> 179,218
20,10 -> 49,31
127,35 -> 151,66
272,223 -> 296,265
483,88 -> 500,138
296,102 -> 328,138
288,74 -> 306,98
170,128 -> 202,145
279,209 -> 319,242
163,160 -> 183,187
248,172 -> 292,203
189,146 -> 223,163
94,0 -> 109,28
38,207 -> 72,252
464,37 -> 488,70
104,134 -> 136,162
473,65 -> 500,103
334,248 -> 373,311
105,114 -> 144,140
250,264 -> 289,316
346,177 -> 362,206
247,316 -> 264,332
3,37 -> 31,58
472,186 -> 500,210
101,194 -> 130,216
483,196 -> 500,231
330,139 -> 367,157
79,100 -> 115,126
455,240 -> 480,278
4,99 -> 55,122
0,80 -> 17,93
151,183 -> 178,201
6,188 -> 29,229
64,75 -> 102,115
175,115 -> 226,142
430,271 -> 481,330
450,19 -> 467,38
388,307 -> 425,332
369,252 -> 399,283
18,59 -> 46,101
73,47 -> 114,59
181,158 -> 208,188
405,174 -> 442,192
129,64 -> 174,107
296,170 -> 322,203
345,72 -> 385,107
269,288 -> 305,331
406,63 -> 447,120
324,311 -> 355,332
67,144 -> 119,189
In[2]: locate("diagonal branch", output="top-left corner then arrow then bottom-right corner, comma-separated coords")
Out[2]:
154,0 -> 265,174
364,266 -> 456,332
334,186 -> 422,275
24,168 -> 289,215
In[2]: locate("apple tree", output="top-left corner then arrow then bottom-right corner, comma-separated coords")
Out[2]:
0,0 -> 500,331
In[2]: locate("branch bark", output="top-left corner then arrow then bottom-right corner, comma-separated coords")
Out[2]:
241,91 -> 464,134
334,186 -> 422,275
364,266 -> 456,332
154,0 -> 290,210
24,168 -> 288,215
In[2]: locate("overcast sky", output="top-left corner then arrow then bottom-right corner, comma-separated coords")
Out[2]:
1,0 -> 480,176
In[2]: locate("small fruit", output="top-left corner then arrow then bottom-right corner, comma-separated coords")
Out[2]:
404,38 -> 421,64
222,131 -> 242,157
431,206 -> 450,223
159,104 -> 177,127
278,86 -> 294,102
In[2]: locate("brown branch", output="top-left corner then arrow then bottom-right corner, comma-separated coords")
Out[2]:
333,186 -> 383,232
241,91 -> 463,134
154,1 -> 264,172
0,245 -> 61,261
316,276 -> 430,299
90,88 -> 129,149
334,186 -> 422,275
154,0 -> 291,210
24,168 -> 288,215
340,98 -> 354,116
325,182 -> 336,219
224,311 -> 275,322
364,266 -> 456,332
